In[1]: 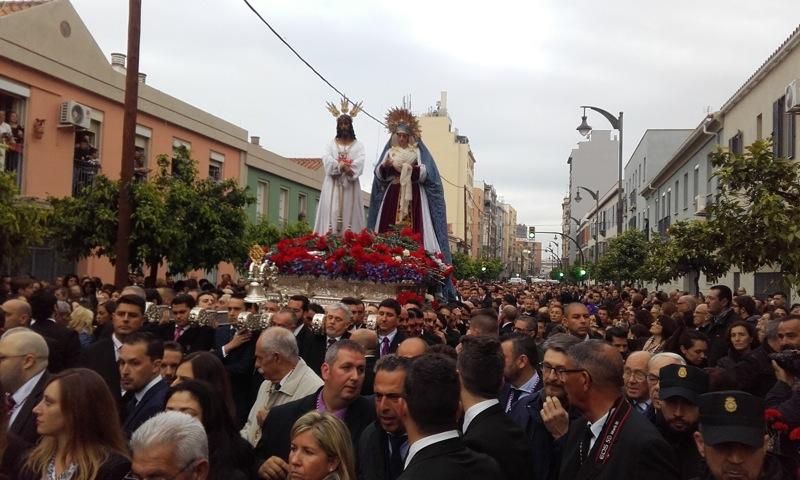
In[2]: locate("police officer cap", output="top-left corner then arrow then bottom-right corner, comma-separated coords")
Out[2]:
697,391 -> 765,448
659,364 -> 709,404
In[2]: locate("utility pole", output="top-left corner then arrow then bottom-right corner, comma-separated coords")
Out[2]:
113,0 -> 142,288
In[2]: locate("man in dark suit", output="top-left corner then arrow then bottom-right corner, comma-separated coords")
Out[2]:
560,340 -> 678,480
1,328 -> 50,444
458,336 -> 534,480
286,295 -> 314,358
624,351 -> 655,421
705,285 -> 738,366
158,294 -> 214,354
342,296 -> 366,330
376,299 -> 406,358
27,290 -> 80,373
564,303 -> 603,341
398,353 -> 503,480
350,328 -> 378,396
255,339 -> 374,480
215,293 -> 259,426
303,302 -> 352,374
80,294 -> 146,402
358,355 -> 412,480
499,305 -> 517,336
119,332 -> 169,437
498,333 -> 542,414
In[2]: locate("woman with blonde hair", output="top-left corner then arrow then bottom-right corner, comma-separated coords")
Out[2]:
67,304 -> 94,347
21,368 -> 130,480
288,411 -> 355,480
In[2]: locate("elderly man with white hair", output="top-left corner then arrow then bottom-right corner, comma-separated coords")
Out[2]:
240,326 -> 323,446
646,352 -> 686,413
304,302 -> 353,374
130,410 -> 210,480
1,327 -> 50,444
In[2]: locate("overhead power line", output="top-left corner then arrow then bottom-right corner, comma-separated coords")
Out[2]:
241,0 -> 386,127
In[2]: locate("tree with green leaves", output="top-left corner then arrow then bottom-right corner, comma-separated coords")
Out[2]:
638,235 -> 677,289
593,229 -> 649,285
0,173 -> 49,273
48,147 -> 252,283
666,220 -> 729,294
708,139 -> 800,286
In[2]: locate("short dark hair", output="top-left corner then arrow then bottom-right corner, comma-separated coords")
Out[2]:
116,294 -> 146,315
163,341 -> 184,354
289,295 -> 310,311
711,285 -> 733,307
405,354 -> 460,434
468,314 -> 497,336
144,288 -> 162,304
378,298 -> 401,316
733,295 -> 757,316
29,289 -> 57,322
605,326 -> 627,342
172,293 -> 196,309
407,307 -> 423,319
502,332 -> 539,366
428,344 -> 457,360
309,303 -> 325,314
374,354 -> 412,374
457,336 -> 504,398
340,297 -> 364,307
679,329 -> 709,350
122,332 -> 164,361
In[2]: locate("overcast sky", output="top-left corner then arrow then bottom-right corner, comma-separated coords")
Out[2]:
71,0 -> 799,236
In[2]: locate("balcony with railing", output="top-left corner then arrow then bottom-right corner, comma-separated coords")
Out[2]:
72,160 -> 99,196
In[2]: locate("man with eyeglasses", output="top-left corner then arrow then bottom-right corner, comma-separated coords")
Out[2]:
129,410 -> 209,480
624,351 -> 654,421
560,340 -> 678,480
512,333 -> 582,480
646,352 -> 686,413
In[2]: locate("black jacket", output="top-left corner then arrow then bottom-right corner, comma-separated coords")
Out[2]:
358,421 -> 403,480
122,378 -> 169,437
715,343 -> 777,397
214,324 -> 259,426
9,371 -> 50,445
505,391 -> 576,480
254,388 -> 375,467
19,452 -> 130,480
362,355 -> 377,396
303,332 -> 351,374
560,401 -> 679,480
398,436 -> 505,480
378,330 -> 406,358
159,323 -> 215,354
79,338 -> 122,402
654,412 -> 703,480
705,309 -> 738,367
462,403 -> 534,480
29,319 -> 80,373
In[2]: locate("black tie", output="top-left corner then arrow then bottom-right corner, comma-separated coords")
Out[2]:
388,433 -> 407,479
327,337 -> 337,350
123,391 -> 138,419
581,424 -> 594,464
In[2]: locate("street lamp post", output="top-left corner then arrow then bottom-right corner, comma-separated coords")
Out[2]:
577,105 -> 624,236
574,186 -> 600,265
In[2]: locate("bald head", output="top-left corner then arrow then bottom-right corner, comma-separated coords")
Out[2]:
1,299 -> 31,329
0,327 -> 49,391
350,328 -> 378,355
397,337 -> 428,358
121,285 -> 146,299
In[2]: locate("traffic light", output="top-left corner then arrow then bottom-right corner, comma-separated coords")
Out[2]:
579,268 -> 587,278
558,271 -> 564,278
528,226 -> 536,239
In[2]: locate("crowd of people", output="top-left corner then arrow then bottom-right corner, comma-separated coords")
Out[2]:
0,273 -> 798,479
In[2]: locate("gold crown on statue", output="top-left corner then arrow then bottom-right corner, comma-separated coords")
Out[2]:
326,98 -> 363,119
385,107 -> 421,138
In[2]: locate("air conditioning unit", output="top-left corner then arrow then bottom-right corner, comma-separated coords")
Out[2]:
694,195 -> 707,216
58,101 -> 92,129
786,80 -> 800,113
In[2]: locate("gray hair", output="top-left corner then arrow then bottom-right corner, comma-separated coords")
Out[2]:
568,339 -> 623,389
766,317 -> 781,340
324,339 -> 365,365
260,326 -> 299,363
648,352 -> 686,369
374,353 -> 412,374
131,411 -> 208,466
542,333 -> 582,354
326,302 -> 352,323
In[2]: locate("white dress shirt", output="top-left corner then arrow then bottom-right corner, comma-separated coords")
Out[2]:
462,399 -> 499,433
134,375 -> 163,403
404,430 -> 460,469
588,408 -> 612,450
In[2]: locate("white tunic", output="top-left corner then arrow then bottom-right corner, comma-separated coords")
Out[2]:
313,139 -> 366,235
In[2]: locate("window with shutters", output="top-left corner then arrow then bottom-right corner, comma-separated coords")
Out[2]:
683,173 -> 689,210
279,188 -> 289,226
256,181 -> 268,219
728,130 -> 743,156
773,96 -> 796,159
